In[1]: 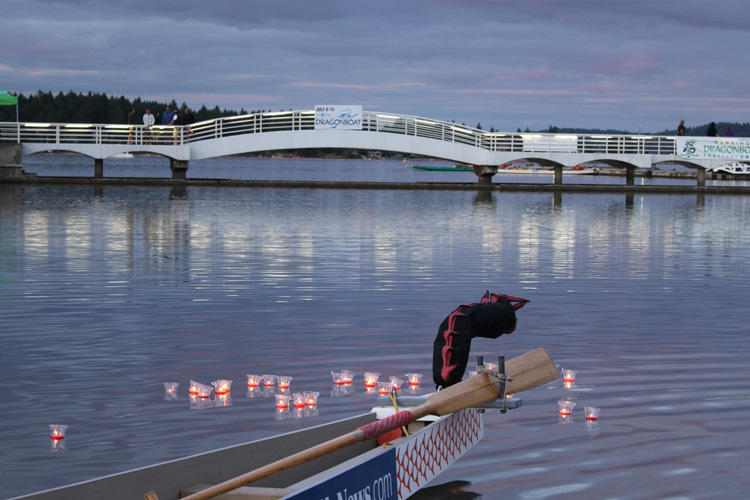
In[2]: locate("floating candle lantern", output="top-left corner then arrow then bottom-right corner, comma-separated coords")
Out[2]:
389,377 -> 404,391
275,394 -> 290,409
405,373 -> 423,386
246,374 -> 262,388
584,406 -> 601,421
562,369 -> 577,383
304,391 -> 320,406
163,382 -> 179,394
331,371 -> 345,385
277,376 -> 292,389
364,372 -> 380,388
196,383 -> 214,399
341,370 -> 355,385
49,424 -> 67,440
558,400 -> 576,416
263,374 -> 277,387
189,380 -> 200,395
292,393 -> 306,409
212,380 -> 232,395
377,381 -> 392,395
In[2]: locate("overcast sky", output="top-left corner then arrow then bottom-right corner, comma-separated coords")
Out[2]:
2,0 -> 748,133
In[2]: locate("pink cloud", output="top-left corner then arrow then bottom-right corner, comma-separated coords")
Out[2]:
521,66 -> 555,80
596,54 -> 661,78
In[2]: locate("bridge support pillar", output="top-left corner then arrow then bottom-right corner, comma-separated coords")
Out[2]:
472,165 -> 498,185
170,159 -> 189,180
696,168 -> 706,187
94,159 -> 103,178
553,166 -> 563,185
625,166 -> 635,186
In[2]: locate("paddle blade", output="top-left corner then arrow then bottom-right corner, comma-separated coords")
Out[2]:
421,347 -> 558,418
505,347 -> 559,394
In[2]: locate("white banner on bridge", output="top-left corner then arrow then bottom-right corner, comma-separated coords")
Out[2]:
314,105 -> 363,130
677,137 -> 750,161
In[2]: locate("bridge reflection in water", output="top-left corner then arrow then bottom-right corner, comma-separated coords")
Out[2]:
0,110 -> 743,186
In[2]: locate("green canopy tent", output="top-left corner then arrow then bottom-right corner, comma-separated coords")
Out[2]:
0,88 -> 19,142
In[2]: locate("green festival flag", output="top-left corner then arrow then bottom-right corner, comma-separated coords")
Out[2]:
0,88 -> 19,106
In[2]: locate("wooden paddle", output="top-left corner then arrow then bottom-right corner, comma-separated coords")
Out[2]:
145,347 -> 558,500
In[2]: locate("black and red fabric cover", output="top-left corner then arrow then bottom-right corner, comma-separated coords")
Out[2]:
432,291 -> 528,389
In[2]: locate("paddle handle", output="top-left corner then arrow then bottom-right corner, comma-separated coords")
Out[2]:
173,429 -> 366,500
168,410 -> 415,500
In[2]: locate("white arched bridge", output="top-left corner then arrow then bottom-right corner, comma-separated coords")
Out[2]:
2,109 -> 748,185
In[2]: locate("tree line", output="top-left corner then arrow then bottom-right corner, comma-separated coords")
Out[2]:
0,90 -> 257,124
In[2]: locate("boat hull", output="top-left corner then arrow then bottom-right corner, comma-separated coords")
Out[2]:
11,410 -> 484,500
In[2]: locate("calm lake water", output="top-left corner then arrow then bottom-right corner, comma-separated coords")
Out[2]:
2,156 -> 750,499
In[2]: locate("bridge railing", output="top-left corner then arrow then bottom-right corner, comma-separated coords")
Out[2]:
0,121 -> 191,146
1,110 -> 679,156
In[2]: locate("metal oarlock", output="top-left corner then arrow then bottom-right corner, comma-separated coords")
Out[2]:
498,355 -> 508,413
468,354 -> 517,413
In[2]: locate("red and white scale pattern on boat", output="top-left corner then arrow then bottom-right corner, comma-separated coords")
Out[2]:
395,408 -> 483,499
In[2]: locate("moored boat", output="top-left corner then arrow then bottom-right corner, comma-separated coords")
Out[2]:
409,164 -> 473,172
410,164 -> 599,175
710,162 -> 750,174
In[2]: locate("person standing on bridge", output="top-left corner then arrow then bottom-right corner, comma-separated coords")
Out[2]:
726,125 -> 735,137
162,106 -> 176,144
175,108 -> 195,145
706,122 -> 719,137
162,105 -> 174,126
677,120 -> 685,136
143,108 -> 155,145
